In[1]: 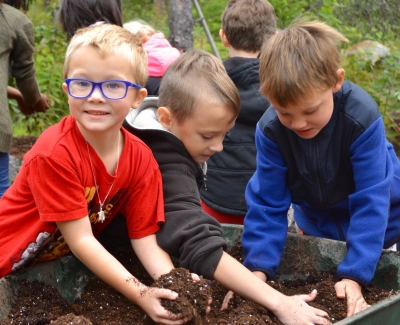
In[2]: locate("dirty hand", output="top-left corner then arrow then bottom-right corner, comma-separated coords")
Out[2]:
274,290 -> 332,325
32,93 -> 50,113
334,279 -> 370,317
190,273 -> 212,314
139,287 -> 192,325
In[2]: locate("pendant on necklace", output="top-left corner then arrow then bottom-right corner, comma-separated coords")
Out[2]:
98,206 -> 106,223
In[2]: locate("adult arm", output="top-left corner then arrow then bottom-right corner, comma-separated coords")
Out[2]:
10,18 -> 49,112
7,86 -> 49,115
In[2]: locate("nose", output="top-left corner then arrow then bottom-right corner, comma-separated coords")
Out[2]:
210,139 -> 223,153
88,84 -> 105,101
290,116 -> 307,130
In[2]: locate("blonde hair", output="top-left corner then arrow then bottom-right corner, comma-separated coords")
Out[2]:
259,20 -> 348,107
63,23 -> 148,86
159,49 -> 240,124
123,20 -> 156,42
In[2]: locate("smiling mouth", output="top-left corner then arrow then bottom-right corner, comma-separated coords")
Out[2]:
87,111 -> 108,115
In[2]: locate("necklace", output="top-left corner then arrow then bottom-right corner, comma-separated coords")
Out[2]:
85,133 -> 120,222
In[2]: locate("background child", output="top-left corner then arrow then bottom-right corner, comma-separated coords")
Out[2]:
200,0 -> 276,224
0,24 -> 195,325
123,49 -> 331,325
124,20 -> 181,96
58,0 -> 123,40
243,19 -> 400,318
0,0 -> 49,198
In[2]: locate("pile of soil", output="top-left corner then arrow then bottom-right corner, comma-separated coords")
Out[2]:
6,244 -> 398,325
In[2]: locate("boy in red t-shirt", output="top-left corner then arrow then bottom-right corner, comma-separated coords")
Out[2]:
0,24 -> 193,325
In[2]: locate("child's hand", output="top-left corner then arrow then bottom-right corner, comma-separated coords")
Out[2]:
274,290 -> 332,325
220,290 -> 234,310
334,279 -> 370,317
139,287 -> 192,325
190,273 -> 212,314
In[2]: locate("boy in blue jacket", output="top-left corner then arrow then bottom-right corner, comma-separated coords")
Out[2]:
243,19 -> 400,318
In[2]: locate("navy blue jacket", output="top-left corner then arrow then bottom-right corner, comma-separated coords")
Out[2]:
242,81 -> 400,286
200,57 -> 270,215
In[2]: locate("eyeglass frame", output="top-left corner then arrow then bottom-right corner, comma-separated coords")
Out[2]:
65,78 -> 142,100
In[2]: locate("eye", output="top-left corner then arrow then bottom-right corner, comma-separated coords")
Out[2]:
106,82 -> 121,89
202,135 -> 213,140
305,108 -> 317,115
76,80 -> 91,88
105,81 -> 123,89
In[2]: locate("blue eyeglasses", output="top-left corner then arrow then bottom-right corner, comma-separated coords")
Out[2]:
65,79 -> 142,100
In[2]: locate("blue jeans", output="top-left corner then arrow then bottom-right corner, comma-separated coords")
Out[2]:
0,151 -> 11,198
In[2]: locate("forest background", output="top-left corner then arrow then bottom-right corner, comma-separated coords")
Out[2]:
9,0 -> 400,148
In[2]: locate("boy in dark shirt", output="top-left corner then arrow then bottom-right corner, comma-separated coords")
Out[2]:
200,0 -> 275,224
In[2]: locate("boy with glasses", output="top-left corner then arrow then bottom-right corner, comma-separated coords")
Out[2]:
0,23 -> 196,325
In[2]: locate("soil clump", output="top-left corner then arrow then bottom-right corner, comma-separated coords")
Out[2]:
5,244 -> 398,325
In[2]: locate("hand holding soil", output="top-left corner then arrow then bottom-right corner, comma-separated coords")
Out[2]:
147,268 -> 212,325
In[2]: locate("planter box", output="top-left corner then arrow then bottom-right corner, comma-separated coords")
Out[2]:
1,224 -> 400,325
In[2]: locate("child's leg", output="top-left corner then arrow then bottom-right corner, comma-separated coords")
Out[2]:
0,151 -> 11,198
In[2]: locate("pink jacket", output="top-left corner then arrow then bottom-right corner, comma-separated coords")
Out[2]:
144,33 -> 181,77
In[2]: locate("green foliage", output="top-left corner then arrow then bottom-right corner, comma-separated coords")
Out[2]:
11,0 -> 400,148
122,0 -> 169,35
335,0 -> 400,42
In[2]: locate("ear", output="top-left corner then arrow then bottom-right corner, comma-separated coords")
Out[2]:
62,82 -> 68,95
332,68 -> 345,93
157,106 -> 173,129
131,88 -> 148,109
219,29 -> 230,48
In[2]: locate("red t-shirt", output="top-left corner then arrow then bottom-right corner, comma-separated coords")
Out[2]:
0,116 -> 164,277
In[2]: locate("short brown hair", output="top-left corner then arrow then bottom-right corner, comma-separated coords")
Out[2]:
221,0 -> 276,52
159,49 -> 240,124
63,24 -> 148,87
259,20 -> 348,107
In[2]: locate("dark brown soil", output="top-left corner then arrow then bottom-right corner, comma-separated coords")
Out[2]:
6,137 -> 399,324
10,136 -> 37,160
50,314 -> 93,324
149,268 -> 212,324
6,245 -> 398,325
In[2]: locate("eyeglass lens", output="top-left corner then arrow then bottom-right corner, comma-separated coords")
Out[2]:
69,80 -> 127,99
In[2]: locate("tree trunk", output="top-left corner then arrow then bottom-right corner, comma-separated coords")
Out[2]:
168,0 -> 194,51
